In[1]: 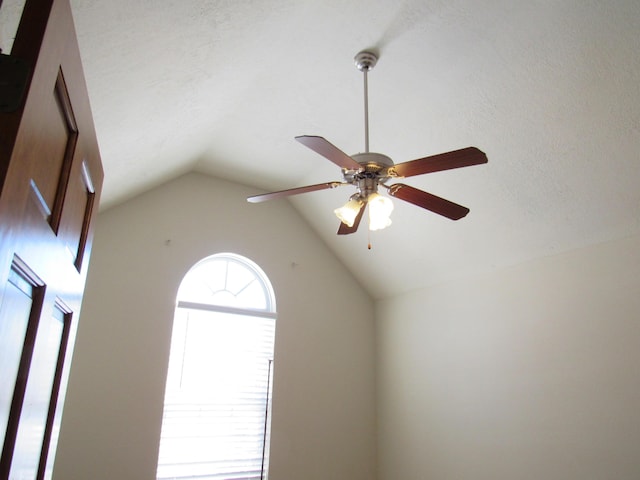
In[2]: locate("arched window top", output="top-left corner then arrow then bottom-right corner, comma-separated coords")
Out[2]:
177,253 -> 275,313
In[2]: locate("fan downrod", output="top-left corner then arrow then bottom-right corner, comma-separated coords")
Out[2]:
354,51 -> 378,71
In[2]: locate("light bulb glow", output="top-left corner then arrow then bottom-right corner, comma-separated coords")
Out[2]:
334,198 -> 364,227
368,193 -> 393,231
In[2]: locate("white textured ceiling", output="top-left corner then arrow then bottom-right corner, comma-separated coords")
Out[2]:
67,0 -> 640,299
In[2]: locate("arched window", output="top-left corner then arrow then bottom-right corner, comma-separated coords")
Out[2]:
156,253 -> 276,480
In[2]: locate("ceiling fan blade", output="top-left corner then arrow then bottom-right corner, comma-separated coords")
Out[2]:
388,147 -> 487,178
295,135 -> 362,171
337,202 -> 366,235
247,182 -> 344,203
388,184 -> 470,220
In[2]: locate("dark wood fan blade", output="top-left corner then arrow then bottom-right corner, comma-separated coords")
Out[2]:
388,184 -> 470,220
247,182 -> 344,203
295,135 -> 362,171
388,147 -> 487,178
337,202 -> 366,235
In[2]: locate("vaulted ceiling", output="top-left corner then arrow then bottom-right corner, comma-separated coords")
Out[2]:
66,0 -> 639,298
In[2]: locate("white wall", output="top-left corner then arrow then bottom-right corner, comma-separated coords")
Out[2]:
53,172 -> 376,480
376,234 -> 640,480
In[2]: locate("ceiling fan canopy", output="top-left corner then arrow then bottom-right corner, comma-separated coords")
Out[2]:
248,51 -> 488,236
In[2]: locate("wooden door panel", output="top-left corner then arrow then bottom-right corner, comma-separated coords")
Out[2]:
10,298 -> 68,478
0,0 -> 103,478
0,259 -> 46,478
29,69 -> 78,232
37,302 -> 72,479
0,266 -> 37,445
30,75 -> 70,223
58,159 -> 96,271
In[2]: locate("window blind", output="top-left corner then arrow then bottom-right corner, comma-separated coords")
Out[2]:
156,306 -> 275,480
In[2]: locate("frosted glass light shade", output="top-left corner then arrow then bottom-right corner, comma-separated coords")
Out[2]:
334,198 -> 364,227
368,193 -> 393,231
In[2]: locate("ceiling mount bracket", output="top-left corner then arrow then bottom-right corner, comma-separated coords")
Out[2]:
354,51 -> 378,71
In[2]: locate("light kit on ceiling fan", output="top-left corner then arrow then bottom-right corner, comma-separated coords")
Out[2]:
248,50 -> 488,238
366,192 -> 393,231
334,196 -> 364,227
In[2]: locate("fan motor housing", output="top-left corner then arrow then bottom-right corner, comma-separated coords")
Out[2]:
352,152 -> 394,171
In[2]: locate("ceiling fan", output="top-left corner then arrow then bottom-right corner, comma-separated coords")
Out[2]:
248,50 -> 488,236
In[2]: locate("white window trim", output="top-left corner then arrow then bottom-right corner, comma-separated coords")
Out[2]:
177,300 -> 278,319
